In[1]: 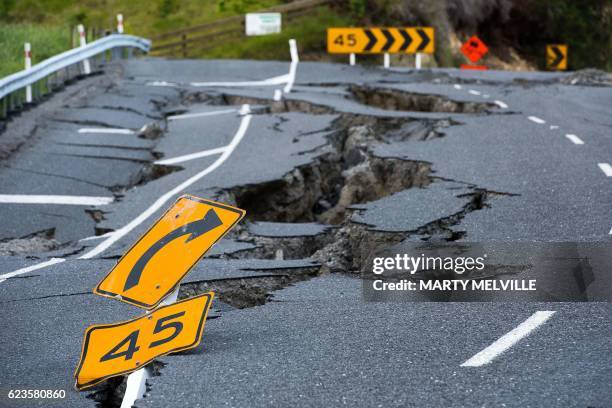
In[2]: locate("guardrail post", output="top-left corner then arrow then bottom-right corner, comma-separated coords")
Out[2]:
383,53 -> 390,69
182,34 -> 187,58
24,43 -> 32,103
77,24 -> 92,75
349,53 -> 356,66
415,53 -> 422,70
117,14 -> 124,34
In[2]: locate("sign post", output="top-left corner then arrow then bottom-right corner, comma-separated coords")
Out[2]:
460,35 -> 488,70
327,27 -> 434,68
75,195 -> 246,393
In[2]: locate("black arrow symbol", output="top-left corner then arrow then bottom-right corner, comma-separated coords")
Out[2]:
381,29 -> 394,51
364,29 -> 377,51
399,29 -> 412,51
123,209 -> 223,291
549,46 -> 564,68
416,28 -> 430,51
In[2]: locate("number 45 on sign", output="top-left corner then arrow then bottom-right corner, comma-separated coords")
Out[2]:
74,293 -> 214,390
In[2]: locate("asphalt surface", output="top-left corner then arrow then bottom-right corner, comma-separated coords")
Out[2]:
0,57 -> 610,408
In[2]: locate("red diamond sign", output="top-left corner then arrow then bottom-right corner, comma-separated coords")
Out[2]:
461,36 -> 489,63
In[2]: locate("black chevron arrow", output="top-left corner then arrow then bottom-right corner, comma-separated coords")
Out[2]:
123,209 -> 223,291
399,29 -> 412,51
549,46 -> 564,68
416,28 -> 430,51
364,29 -> 377,51
381,29 -> 394,51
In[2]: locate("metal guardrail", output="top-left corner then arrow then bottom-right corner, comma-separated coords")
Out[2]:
0,34 -> 151,119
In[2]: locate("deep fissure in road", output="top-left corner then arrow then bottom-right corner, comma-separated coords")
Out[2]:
88,88 -> 509,407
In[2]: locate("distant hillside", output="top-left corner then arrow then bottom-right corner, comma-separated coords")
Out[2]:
0,0 -> 610,76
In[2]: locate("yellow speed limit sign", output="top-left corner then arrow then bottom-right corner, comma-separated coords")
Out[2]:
75,292 -> 214,390
95,195 -> 245,310
327,27 -> 434,54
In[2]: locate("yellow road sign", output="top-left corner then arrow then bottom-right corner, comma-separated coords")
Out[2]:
547,44 -> 567,70
327,27 -> 434,54
95,195 -> 245,309
75,292 -> 214,390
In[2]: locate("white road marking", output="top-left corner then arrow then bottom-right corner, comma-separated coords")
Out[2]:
565,134 -> 584,145
78,128 -> 134,135
154,146 -> 227,165
549,125 -> 559,130
79,231 -> 115,242
283,39 -> 299,94
453,84 -> 462,90
609,226 -> 612,235
146,81 -> 177,87
0,194 -> 113,206
482,94 -> 490,98
190,74 -> 289,87
167,109 -> 237,121
598,163 -> 612,177
273,89 -> 282,101
494,100 -> 508,109
0,257 -> 65,283
528,116 -> 546,124
460,311 -> 556,367
78,104 -> 252,260
468,90 -> 481,95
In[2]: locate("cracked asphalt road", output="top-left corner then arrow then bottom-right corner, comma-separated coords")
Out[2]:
0,58 -> 610,408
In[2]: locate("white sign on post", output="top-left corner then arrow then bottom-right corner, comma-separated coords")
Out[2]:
245,13 -> 281,36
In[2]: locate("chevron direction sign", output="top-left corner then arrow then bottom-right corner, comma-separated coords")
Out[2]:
547,44 -> 567,70
94,195 -> 245,309
327,27 -> 434,54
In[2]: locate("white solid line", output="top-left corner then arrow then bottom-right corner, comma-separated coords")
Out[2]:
79,231 -> 115,242
565,134 -> 584,145
283,39 -> 299,94
460,311 -> 556,367
167,109 -> 237,121
190,74 -> 289,87
154,146 -> 227,165
78,104 -> 252,259
453,84 -> 462,90
0,194 -> 113,206
468,90 -> 481,95
0,257 -> 65,283
528,116 -> 546,124
78,128 -> 134,135
598,163 -> 612,177
494,100 -> 508,109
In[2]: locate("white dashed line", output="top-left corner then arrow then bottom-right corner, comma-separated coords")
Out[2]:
527,116 -> 546,124
468,90 -> 481,95
549,125 -> 559,130
493,100 -> 508,109
154,146 -> 227,165
453,84 -> 462,90
78,104 -> 253,260
461,311 -> 556,367
0,257 -> 65,283
482,94 -> 490,98
565,134 -> 584,145
598,163 -> 612,177
167,109 -> 237,121
78,128 -> 134,135
0,194 -> 113,205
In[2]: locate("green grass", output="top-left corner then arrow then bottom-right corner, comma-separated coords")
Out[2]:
200,8 -> 352,60
0,24 -> 70,77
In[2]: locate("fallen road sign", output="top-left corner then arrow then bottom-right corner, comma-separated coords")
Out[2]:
327,27 -> 434,54
75,292 -> 214,390
461,35 -> 488,63
547,44 -> 567,70
95,195 -> 245,309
